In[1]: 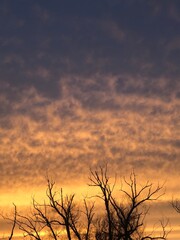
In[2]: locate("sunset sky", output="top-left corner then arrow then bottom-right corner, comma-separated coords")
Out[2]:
0,0 -> 180,239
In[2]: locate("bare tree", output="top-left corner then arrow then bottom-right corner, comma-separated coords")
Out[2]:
15,212 -> 42,240
83,199 -> 95,240
46,179 -> 95,240
89,165 -> 116,240
2,167 -> 168,240
172,198 -> 180,213
9,204 -> 17,240
1,203 -> 17,240
46,179 -> 76,240
5,178 -> 95,240
89,166 -> 167,240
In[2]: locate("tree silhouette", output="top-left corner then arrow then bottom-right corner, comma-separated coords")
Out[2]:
5,179 -> 94,240
0,204 -> 17,240
172,198 -> 180,214
2,166 -> 168,239
89,166 -> 167,240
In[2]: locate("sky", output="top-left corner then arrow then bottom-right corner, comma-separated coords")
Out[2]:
0,0 -> 180,238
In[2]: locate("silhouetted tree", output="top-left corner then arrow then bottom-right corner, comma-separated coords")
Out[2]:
46,178 -> 95,240
3,166 -> 168,240
89,166 -> 167,240
6,179 -> 94,240
172,198 -> 180,214
1,203 -> 17,240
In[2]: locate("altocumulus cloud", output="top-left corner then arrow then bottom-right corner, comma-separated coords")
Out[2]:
0,0 -> 179,197
0,74 -> 179,193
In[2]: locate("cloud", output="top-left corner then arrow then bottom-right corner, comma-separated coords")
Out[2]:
3,54 -> 24,66
0,73 -> 179,198
26,66 -> 51,80
100,19 -> 125,42
32,4 -> 51,23
168,2 -> 180,23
